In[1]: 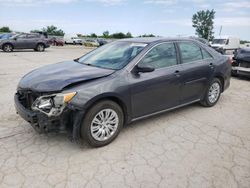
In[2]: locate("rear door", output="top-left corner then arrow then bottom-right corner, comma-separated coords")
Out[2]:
130,42 -> 182,118
177,41 -> 215,103
25,34 -> 40,49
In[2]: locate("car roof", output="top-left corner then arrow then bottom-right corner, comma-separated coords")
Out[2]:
120,37 -> 200,44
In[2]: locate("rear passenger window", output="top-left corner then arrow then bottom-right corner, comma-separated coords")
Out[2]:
179,42 -> 202,63
202,48 -> 213,59
27,34 -> 38,38
138,43 -> 177,69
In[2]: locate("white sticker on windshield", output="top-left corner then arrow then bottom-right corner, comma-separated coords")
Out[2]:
130,43 -> 148,47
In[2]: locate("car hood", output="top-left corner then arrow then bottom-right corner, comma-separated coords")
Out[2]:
18,61 -> 115,92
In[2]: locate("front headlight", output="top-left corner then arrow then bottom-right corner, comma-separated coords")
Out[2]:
53,92 -> 76,106
32,92 -> 76,116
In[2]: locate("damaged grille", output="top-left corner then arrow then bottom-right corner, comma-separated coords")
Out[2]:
17,90 -> 40,109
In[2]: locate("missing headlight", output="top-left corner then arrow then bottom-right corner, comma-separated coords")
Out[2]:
32,95 -> 64,117
37,98 -> 53,110
31,92 -> 76,117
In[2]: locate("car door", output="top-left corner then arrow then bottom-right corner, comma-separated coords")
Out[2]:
177,41 -> 215,104
14,34 -> 28,49
25,34 -> 39,49
129,42 -> 182,118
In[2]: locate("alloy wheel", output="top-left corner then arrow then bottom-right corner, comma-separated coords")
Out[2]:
208,82 -> 220,103
4,44 -> 12,52
90,109 -> 119,141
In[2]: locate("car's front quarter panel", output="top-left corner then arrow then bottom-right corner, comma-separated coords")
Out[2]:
68,71 -> 132,119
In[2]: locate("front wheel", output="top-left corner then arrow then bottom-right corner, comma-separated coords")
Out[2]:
200,78 -> 222,107
81,100 -> 124,147
3,44 -> 13,52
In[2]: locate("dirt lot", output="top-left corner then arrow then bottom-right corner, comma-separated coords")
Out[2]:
0,46 -> 250,188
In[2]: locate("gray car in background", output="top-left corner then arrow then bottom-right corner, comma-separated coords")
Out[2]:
0,33 -> 50,52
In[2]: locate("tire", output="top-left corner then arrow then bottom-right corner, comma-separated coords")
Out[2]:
36,43 -> 45,52
81,100 -> 124,147
2,44 -> 13,52
200,78 -> 222,107
231,70 -> 238,77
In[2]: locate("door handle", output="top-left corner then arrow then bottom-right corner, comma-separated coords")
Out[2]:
174,70 -> 180,77
209,63 -> 214,69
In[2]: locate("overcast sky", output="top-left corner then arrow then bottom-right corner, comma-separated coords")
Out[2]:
0,0 -> 250,40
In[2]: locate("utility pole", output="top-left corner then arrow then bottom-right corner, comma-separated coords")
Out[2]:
219,25 -> 222,36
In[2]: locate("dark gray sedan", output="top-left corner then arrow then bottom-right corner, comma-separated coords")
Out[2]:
14,38 -> 231,147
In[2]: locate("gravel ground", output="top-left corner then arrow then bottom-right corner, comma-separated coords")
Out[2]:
0,46 -> 250,188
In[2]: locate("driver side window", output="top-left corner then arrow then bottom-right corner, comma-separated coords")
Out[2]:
138,43 -> 177,69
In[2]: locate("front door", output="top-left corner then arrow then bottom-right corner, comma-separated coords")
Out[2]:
14,34 -> 28,49
130,42 -> 182,118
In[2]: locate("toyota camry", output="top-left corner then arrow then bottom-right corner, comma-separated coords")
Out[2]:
14,38 -> 231,147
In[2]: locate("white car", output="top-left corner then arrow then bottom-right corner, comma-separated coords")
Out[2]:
64,34 -> 82,45
84,39 -> 100,47
211,36 -> 240,54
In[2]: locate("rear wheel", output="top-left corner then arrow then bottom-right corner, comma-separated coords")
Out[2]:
200,78 -> 222,107
81,100 -> 124,147
2,44 -> 13,52
36,43 -> 45,52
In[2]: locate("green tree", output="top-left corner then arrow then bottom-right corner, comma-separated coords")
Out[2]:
90,33 -> 97,38
0,26 -> 11,32
126,32 -> 132,38
103,31 -> 109,38
42,25 -> 64,36
110,32 -> 127,39
139,34 -> 155,37
192,9 -> 215,40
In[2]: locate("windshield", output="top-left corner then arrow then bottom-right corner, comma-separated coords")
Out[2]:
10,34 -> 20,39
78,41 -> 147,70
212,39 -> 228,45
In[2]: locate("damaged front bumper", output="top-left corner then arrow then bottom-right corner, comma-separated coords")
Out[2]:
14,93 -> 84,140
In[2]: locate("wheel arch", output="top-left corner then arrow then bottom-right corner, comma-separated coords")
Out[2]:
214,75 -> 225,92
82,93 -> 129,125
2,42 -> 14,50
36,42 -> 45,47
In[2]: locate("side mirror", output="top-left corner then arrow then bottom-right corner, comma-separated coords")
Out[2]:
134,65 -> 155,73
13,37 -> 17,40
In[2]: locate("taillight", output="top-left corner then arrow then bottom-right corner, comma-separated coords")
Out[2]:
228,57 -> 233,64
